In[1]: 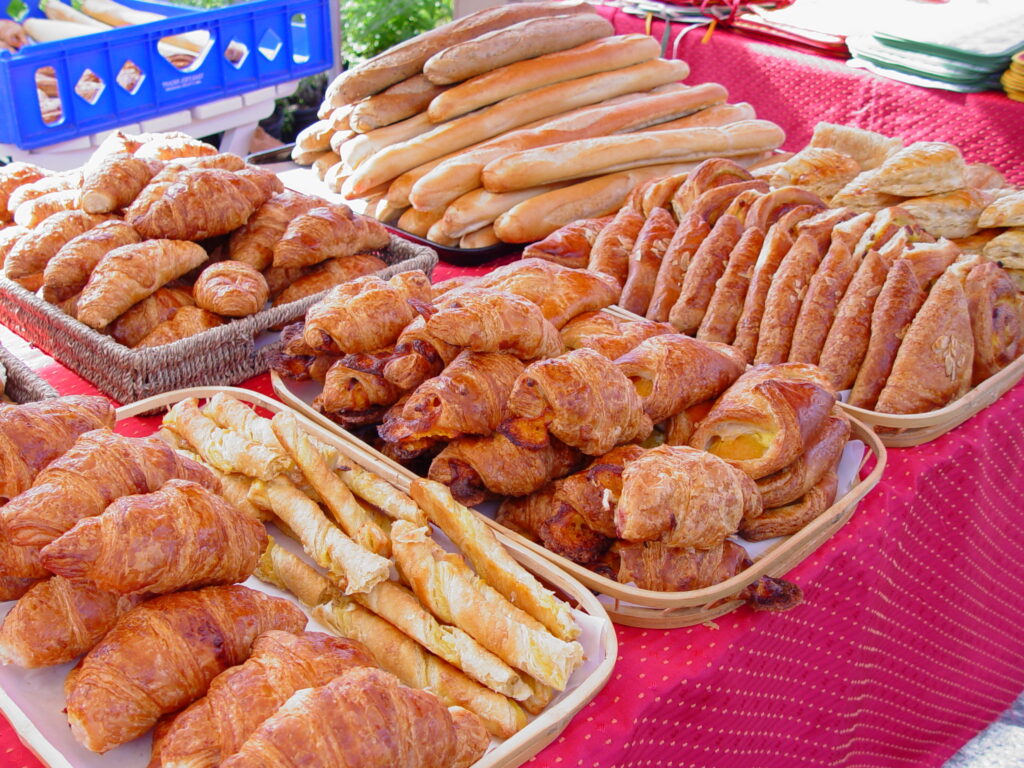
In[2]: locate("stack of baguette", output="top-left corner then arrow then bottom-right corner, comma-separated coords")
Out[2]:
0,130 -> 392,348
525,131 -> 1024,415
294,0 -> 784,247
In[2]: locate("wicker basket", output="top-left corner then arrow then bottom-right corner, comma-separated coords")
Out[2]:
0,237 -> 437,404
0,341 -> 57,403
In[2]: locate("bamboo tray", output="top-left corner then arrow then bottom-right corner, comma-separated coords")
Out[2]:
272,372 -> 887,628
601,305 -> 1024,448
0,386 -> 615,768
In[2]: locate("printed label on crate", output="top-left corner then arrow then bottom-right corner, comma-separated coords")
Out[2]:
162,72 -> 205,92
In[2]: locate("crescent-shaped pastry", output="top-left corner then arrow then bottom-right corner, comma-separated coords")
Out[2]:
560,310 -> 674,360
740,469 -> 839,541
194,261 -> 269,317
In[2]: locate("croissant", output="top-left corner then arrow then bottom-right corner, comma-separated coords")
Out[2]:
12,188 -> 80,228
817,249 -> 892,391
424,287 -> 564,360
194,261 -> 269,317
127,168 -> 280,240
587,206 -> 645,287
228,190 -> 322,270
848,259 -> 927,409
617,538 -> 752,591
40,479 -> 266,595
521,215 -> 611,269
428,433 -> 579,506
506,347 -> 653,456
732,204 -> 823,361
619,207 -> 677,316
7,170 -> 81,215
615,445 -> 759,548
219,666 -> 487,768
0,532 -> 47,580
273,253 -> 387,306
76,239 -> 209,330
473,258 -> 621,329
303,271 -> 433,355
3,209 -> 114,286
0,575 -> 144,668
39,220 -> 142,304
0,395 -> 114,502
663,400 -> 714,446
756,409 -> 849,507
645,212 -> 710,323
153,631 -> 374,768
315,350 -> 404,427
741,469 -> 839,540
106,286 -> 193,347
965,261 -> 1023,385
615,334 -> 746,423
133,135 -> 218,162
80,152 -> 162,214
273,205 -> 390,269
264,265 -> 306,299
689,363 -> 836,479
379,351 -> 524,454
0,573 -> 39,602
383,315 -> 462,390
697,226 -> 765,344
135,305 -> 223,347
0,162 -> 46,223
1,428 -> 219,547
560,310 -> 675,360
66,585 -> 306,753
0,225 -> 28,267
875,269 -> 975,414
669,214 -> 743,334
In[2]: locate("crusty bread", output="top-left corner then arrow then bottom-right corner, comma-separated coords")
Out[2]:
350,75 -> 448,134
340,112 -> 435,171
438,183 -> 567,239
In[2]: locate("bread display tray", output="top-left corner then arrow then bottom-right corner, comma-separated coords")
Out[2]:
0,386 -> 616,768
0,341 -> 57,404
246,146 -> 514,267
0,236 -> 436,404
272,372 -> 887,629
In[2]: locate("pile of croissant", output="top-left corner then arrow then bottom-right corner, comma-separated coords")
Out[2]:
0,392 -> 587,764
296,0 -> 784,247
527,135 -> 1024,414
0,130 -> 390,348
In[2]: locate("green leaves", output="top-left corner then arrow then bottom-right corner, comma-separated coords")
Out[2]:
340,0 -> 451,65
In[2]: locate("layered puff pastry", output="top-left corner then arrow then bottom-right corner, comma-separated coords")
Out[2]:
808,122 -> 902,171
194,261 -> 270,317
768,147 -> 860,202
866,141 -> 966,197
964,260 -> 1023,384
978,190 -> 1024,229
560,311 -> 674,360
899,187 -> 992,240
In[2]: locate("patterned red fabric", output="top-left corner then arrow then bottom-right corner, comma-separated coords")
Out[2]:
598,6 -> 1024,184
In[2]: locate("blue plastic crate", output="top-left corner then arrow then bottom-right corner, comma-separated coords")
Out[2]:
0,0 -> 334,149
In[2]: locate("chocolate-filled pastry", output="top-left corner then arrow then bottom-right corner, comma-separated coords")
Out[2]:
689,363 -> 836,480
669,213 -> 743,334
756,408 -> 849,508
560,311 -> 674,360
645,211 -> 710,323
615,334 -> 746,423
314,349 -> 404,427
506,348 -> 652,456
615,445 -> 760,549
964,260 -> 1023,385
741,469 -> 838,541
619,207 -> 676,316
521,215 -> 611,269
383,316 -> 462,391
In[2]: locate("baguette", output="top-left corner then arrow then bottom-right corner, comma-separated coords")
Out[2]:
428,34 -> 660,123
350,74 -> 448,133
494,162 -> 715,244
438,183 -> 566,239
422,13 -> 613,86
638,101 -> 755,132
482,119 -> 785,192
409,81 -> 723,212
460,226 -> 500,248
340,112 -> 435,171
347,58 -> 692,197
323,1 -> 599,107
397,206 -> 444,237
425,221 -> 460,247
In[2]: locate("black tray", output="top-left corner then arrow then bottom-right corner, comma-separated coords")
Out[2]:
246,145 -> 518,267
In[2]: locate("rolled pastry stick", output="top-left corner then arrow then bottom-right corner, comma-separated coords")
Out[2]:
323,0 -> 599,107
335,461 -> 426,526
257,541 -> 527,740
438,183 -> 566,240
646,211 -> 710,323
349,59 -> 692,196
620,207 -> 677,316
587,206 -> 646,287
756,408 -> 850,508
561,310 -> 674,360
460,226 -> 500,249
202,392 -> 283,453
390,520 -> 584,690
483,120 -> 784,193
426,12 -> 614,86
688,363 -> 837,480
412,83 -> 726,212
521,216 -> 611,269
874,269 -> 975,414
637,101 -> 756,132
350,74 -> 447,133
341,112 -> 435,171
669,214 -> 744,334
495,162 -> 708,244
163,397 -> 291,481
249,474 -> 390,595
848,259 -> 927,409
741,470 -> 839,541
817,249 -> 892,391
428,34 -> 661,122
697,226 -> 765,344
754,232 -> 830,365
615,333 -> 747,424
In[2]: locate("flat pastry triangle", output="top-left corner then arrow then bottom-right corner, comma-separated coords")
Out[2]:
899,188 -> 991,240
978,190 -> 1024,228
983,228 -> 1024,269
769,148 -> 860,202
866,141 -> 966,197
809,122 -> 903,171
